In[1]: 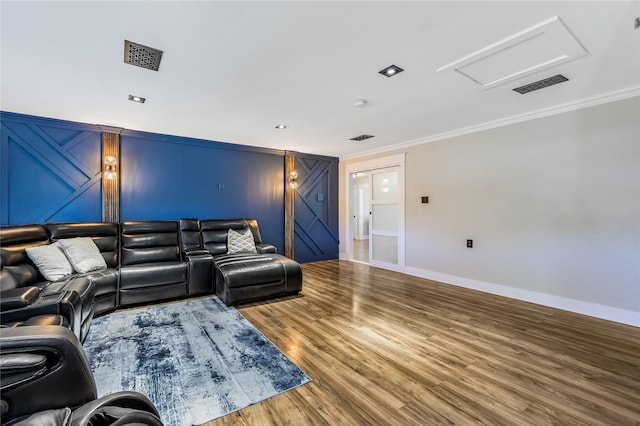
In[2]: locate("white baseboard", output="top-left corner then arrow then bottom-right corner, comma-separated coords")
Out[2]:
338,255 -> 639,327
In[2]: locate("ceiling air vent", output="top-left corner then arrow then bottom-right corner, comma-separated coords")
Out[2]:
512,74 -> 569,94
124,40 -> 163,71
350,134 -> 375,141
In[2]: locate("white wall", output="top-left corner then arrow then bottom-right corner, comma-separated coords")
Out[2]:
340,97 -> 640,326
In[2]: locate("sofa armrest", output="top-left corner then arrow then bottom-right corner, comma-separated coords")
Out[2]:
0,326 -> 97,422
181,249 -> 210,258
0,287 -> 41,311
183,251 -> 213,296
1,291 -> 82,342
255,243 -> 277,254
69,391 -> 162,426
0,353 -> 48,390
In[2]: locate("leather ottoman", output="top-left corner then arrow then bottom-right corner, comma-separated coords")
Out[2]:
214,253 -> 302,305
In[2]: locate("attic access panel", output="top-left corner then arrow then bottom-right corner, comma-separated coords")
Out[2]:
437,16 -> 587,89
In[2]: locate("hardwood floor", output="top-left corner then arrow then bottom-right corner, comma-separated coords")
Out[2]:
205,260 -> 640,425
353,239 -> 369,263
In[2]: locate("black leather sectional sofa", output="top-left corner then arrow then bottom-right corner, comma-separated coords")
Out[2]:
0,218 -> 302,424
0,218 -> 303,343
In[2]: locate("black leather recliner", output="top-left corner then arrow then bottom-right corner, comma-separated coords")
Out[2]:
0,326 -> 163,425
45,223 -> 120,317
0,225 -> 95,342
119,221 -> 188,307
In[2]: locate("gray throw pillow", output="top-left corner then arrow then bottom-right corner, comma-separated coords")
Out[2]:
58,237 -> 107,273
25,243 -> 73,282
227,228 -> 257,254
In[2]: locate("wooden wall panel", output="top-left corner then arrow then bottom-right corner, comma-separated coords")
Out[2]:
285,152 -> 295,258
101,132 -> 120,222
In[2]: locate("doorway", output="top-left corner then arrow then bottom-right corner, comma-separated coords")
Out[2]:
351,172 -> 370,262
345,153 -> 405,268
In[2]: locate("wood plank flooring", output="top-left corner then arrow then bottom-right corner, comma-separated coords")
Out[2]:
205,260 -> 640,425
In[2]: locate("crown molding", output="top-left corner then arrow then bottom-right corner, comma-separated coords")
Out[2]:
340,86 -> 640,161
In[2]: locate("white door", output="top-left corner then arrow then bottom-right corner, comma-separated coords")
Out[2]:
369,166 -> 403,267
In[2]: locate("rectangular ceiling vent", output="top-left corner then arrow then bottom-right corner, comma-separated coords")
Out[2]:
124,40 -> 163,71
350,134 -> 375,141
513,74 -> 569,94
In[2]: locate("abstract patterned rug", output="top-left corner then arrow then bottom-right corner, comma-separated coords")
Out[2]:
83,297 -> 311,425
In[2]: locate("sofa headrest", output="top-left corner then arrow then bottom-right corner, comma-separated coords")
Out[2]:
199,219 -> 262,256
120,221 -> 180,266
0,225 -> 49,273
44,223 -> 120,268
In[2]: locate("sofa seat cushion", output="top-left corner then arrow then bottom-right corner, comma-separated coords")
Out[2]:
215,254 -> 285,288
43,276 -> 94,300
76,268 -> 118,297
119,262 -> 187,290
214,253 -> 302,305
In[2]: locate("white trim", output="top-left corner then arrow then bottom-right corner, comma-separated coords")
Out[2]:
399,264 -> 639,327
340,87 -> 640,161
338,255 -> 640,327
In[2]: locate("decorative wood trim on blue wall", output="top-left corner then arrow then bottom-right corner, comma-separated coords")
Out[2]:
1,112 -> 103,225
293,152 -> 339,263
1,112 -> 340,262
102,132 -> 120,222
284,152 -> 295,259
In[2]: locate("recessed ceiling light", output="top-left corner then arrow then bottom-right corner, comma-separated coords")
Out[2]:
378,64 -> 404,77
128,95 -> 146,103
275,124 -> 288,129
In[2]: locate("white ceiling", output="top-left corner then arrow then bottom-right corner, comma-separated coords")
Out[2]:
1,1 -> 639,159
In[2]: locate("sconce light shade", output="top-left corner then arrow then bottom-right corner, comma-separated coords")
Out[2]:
288,171 -> 298,189
104,155 -> 118,180
104,155 -> 117,166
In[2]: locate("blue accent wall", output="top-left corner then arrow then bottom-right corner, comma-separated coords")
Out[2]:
1,112 -> 102,224
1,112 -> 339,260
293,153 -> 339,262
120,130 -> 286,252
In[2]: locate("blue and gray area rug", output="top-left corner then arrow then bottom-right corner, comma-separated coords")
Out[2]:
83,297 -> 311,425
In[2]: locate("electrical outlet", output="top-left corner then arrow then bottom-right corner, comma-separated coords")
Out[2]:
466,239 -> 473,248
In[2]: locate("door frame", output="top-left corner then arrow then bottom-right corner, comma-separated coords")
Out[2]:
343,153 -> 405,266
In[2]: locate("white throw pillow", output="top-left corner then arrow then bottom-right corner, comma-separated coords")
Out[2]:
25,243 -> 73,281
58,237 -> 107,273
227,228 -> 257,254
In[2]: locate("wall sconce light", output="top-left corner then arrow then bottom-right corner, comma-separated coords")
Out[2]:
288,171 -> 298,189
104,155 -> 118,180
